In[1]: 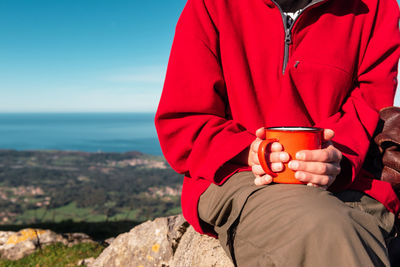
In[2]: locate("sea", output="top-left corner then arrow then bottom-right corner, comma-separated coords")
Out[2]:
0,113 -> 163,156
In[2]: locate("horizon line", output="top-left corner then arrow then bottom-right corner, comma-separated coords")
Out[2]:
0,111 -> 157,114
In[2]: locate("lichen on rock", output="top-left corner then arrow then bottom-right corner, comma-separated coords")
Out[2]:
0,228 -> 94,261
89,214 -> 233,267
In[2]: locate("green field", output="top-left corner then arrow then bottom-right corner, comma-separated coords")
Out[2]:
0,150 -> 183,227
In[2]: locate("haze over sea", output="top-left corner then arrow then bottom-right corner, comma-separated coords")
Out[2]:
0,113 -> 162,156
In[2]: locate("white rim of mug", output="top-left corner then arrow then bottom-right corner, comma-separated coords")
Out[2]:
266,127 -> 324,132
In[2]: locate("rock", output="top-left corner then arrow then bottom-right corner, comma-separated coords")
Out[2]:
0,237 -> 36,261
0,229 -> 61,260
0,228 -> 95,260
90,214 -> 188,267
77,257 -> 96,266
90,214 -> 233,267
62,232 -> 95,247
171,227 -> 234,267
31,229 -> 65,246
0,231 -> 14,246
103,237 -> 115,246
0,214 -> 233,265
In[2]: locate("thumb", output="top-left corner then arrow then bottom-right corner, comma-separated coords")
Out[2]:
255,127 -> 266,139
323,129 -> 335,141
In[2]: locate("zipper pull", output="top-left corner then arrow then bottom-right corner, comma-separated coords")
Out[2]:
285,29 -> 292,45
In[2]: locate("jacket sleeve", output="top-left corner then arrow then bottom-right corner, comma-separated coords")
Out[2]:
315,0 -> 400,191
155,0 -> 254,184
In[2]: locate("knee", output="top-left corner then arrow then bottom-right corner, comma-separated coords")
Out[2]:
237,186 -> 377,241
299,208 -> 354,231
296,203 -> 375,241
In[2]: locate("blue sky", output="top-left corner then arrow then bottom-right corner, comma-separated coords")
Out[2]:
0,0 -> 186,112
0,0 -> 399,112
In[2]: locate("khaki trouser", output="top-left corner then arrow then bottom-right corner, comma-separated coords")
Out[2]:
198,171 -> 395,267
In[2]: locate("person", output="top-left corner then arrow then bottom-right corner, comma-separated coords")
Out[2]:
155,0 -> 400,266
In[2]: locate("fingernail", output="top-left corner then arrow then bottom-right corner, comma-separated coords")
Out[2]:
307,182 -> 314,187
272,163 -> 283,172
296,152 -> 305,160
280,153 -> 289,161
263,175 -> 272,184
288,161 -> 299,170
295,171 -> 306,180
254,177 -> 261,185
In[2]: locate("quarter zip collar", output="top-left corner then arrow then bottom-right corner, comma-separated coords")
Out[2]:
269,0 -> 328,74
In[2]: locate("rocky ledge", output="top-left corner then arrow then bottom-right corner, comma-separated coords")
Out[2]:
90,214 -> 232,267
0,215 -> 232,266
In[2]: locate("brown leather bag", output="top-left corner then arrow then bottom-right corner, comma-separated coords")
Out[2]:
363,106 -> 400,267
363,106 -> 400,196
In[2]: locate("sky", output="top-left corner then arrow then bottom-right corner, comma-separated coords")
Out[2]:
0,0 -> 186,112
0,0 -> 399,113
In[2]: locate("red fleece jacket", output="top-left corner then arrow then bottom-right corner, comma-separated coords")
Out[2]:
155,0 -> 400,236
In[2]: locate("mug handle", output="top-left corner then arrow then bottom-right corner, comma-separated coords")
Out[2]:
257,138 -> 279,177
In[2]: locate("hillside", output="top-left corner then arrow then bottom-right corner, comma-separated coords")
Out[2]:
0,150 -> 182,226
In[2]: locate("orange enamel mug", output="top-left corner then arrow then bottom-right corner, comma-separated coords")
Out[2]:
257,127 -> 324,184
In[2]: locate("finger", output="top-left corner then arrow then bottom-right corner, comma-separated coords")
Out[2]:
252,164 -> 266,176
288,160 -> 341,175
250,138 -> 263,153
249,141 -> 261,165
254,174 -> 273,186
269,151 -> 290,163
270,142 -> 283,152
256,142 -> 284,155
323,129 -> 335,142
295,146 -> 342,162
255,127 -> 266,139
249,151 -> 260,166
295,171 -> 333,186
255,141 -> 288,163
249,138 -> 266,166
322,140 -> 333,149
252,159 -> 284,172
322,128 -> 334,148
271,162 -> 283,172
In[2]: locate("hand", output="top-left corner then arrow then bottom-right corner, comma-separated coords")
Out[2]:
288,129 -> 342,189
248,128 -> 289,186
